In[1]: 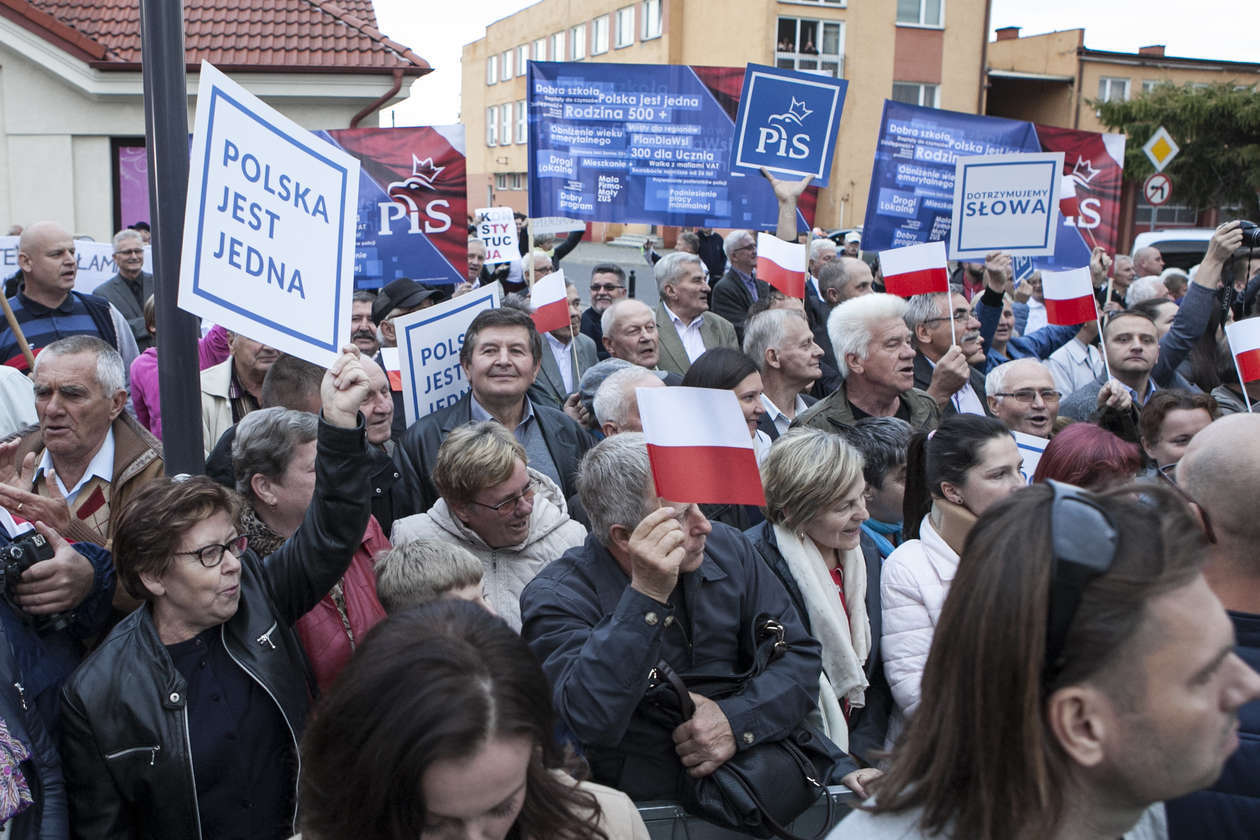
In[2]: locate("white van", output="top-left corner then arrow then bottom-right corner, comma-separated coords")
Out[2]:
1130,228 -> 1215,272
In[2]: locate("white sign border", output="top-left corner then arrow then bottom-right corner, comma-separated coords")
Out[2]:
179,61 -> 359,367
949,152 -> 1063,260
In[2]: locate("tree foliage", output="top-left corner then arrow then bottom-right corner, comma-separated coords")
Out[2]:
1092,82 -> 1260,219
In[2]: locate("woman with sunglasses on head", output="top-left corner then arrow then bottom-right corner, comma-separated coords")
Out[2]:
299,599 -> 648,840
390,421 -> 586,632
59,347 -> 375,840
881,414 -> 1024,744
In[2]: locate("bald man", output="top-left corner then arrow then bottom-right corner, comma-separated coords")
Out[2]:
1166,412 -> 1260,838
0,221 -> 139,374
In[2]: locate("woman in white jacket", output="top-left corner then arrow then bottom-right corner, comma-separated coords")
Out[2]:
881,415 -> 1024,740
390,421 -> 586,631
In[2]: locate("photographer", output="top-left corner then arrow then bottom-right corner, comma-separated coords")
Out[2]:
0,518 -> 115,839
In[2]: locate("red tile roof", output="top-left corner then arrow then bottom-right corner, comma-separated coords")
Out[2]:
0,0 -> 429,74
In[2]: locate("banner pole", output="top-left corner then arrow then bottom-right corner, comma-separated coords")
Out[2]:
528,228 -> 535,289
1096,312 -> 1112,382
949,300 -> 957,347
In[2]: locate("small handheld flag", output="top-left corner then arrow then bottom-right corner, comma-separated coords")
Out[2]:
756,233 -> 806,299
879,241 -> 950,299
1041,267 -> 1097,326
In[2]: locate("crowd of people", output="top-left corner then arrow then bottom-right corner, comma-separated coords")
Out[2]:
0,196 -> 1258,840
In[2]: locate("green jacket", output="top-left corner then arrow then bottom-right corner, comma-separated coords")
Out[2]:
791,381 -> 940,433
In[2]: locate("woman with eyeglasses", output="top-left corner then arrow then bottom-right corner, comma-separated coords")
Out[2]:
233,407 -> 389,690
881,414 -> 1024,744
58,347 -> 375,840
390,421 -> 586,632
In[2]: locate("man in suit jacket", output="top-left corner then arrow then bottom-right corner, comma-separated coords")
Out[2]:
904,289 -> 991,417
710,229 -> 769,342
804,238 -> 838,336
397,306 -> 594,512
92,229 -> 153,350
653,252 -> 738,378
529,278 -> 599,409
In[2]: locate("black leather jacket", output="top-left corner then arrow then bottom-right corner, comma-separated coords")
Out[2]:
59,417 -> 371,840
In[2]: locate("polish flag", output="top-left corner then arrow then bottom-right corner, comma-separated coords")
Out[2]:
1059,175 -> 1080,218
529,269 -> 569,333
1225,318 -> 1260,383
636,386 -> 766,506
1041,267 -> 1097,326
879,241 -> 950,298
756,233 -> 805,299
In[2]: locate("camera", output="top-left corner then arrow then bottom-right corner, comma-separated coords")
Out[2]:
1,532 -> 70,633
1240,220 -> 1260,248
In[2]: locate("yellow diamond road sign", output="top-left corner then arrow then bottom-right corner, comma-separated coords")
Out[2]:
1143,126 -> 1180,173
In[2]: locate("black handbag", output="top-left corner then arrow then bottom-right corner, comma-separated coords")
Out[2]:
644,615 -> 837,840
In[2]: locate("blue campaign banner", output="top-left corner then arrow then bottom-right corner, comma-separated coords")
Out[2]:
863,101 -> 1089,270
730,63 -> 847,188
527,62 -> 813,232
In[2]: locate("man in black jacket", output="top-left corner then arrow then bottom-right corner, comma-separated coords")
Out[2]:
710,229 -> 769,342
396,307 -> 593,513
521,433 -> 861,804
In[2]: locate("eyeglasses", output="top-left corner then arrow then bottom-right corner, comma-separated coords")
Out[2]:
470,485 -> 534,514
1043,481 -> 1117,687
590,283 -> 624,292
174,534 -> 248,568
993,389 -> 1061,404
1156,466 -> 1217,544
922,309 -> 974,324
115,248 -> 144,257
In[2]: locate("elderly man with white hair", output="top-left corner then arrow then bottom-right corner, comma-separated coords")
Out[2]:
984,358 -> 1060,438
1125,275 -> 1172,307
710,229 -> 770,341
793,294 -> 940,433
743,309 -> 820,439
653,252 -> 738,378
591,365 -> 665,437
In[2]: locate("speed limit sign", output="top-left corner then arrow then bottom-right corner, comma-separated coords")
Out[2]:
1144,173 -> 1172,206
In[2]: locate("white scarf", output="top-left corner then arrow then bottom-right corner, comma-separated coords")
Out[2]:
772,523 -> 871,749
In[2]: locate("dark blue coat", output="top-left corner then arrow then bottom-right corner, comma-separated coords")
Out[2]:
1166,610 -> 1260,838
520,523 -> 855,801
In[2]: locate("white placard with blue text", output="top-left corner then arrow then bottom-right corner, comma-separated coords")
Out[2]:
179,61 -> 359,367
948,152 -> 1063,260
1013,430 -> 1047,484
730,64 -> 847,188
0,236 -> 152,294
395,285 -> 500,426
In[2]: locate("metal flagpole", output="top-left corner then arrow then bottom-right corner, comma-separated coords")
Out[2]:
140,0 -> 205,473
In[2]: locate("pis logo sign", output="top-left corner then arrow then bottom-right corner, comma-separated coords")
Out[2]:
376,154 -> 452,235
731,64 -> 848,189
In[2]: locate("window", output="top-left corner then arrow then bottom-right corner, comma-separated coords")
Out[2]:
486,106 -> 497,147
551,31 -> 566,61
486,57 -> 497,85
570,23 -> 587,59
891,82 -> 939,107
896,0 -> 942,27
533,38 -> 547,61
641,0 -> 662,40
1098,77 -> 1130,102
1141,79 -> 1160,94
516,45 -> 529,76
615,6 -> 635,48
515,100 -> 527,144
500,103 -> 512,145
494,173 -> 526,191
593,15 -> 610,54
501,50 -> 513,80
775,18 -> 844,78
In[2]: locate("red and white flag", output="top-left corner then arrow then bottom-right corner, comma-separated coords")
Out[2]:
529,269 -> 569,333
636,386 -> 766,506
1059,175 -> 1080,218
879,241 -> 949,298
1226,318 -> 1260,384
1041,267 -> 1097,326
756,233 -> 805,299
